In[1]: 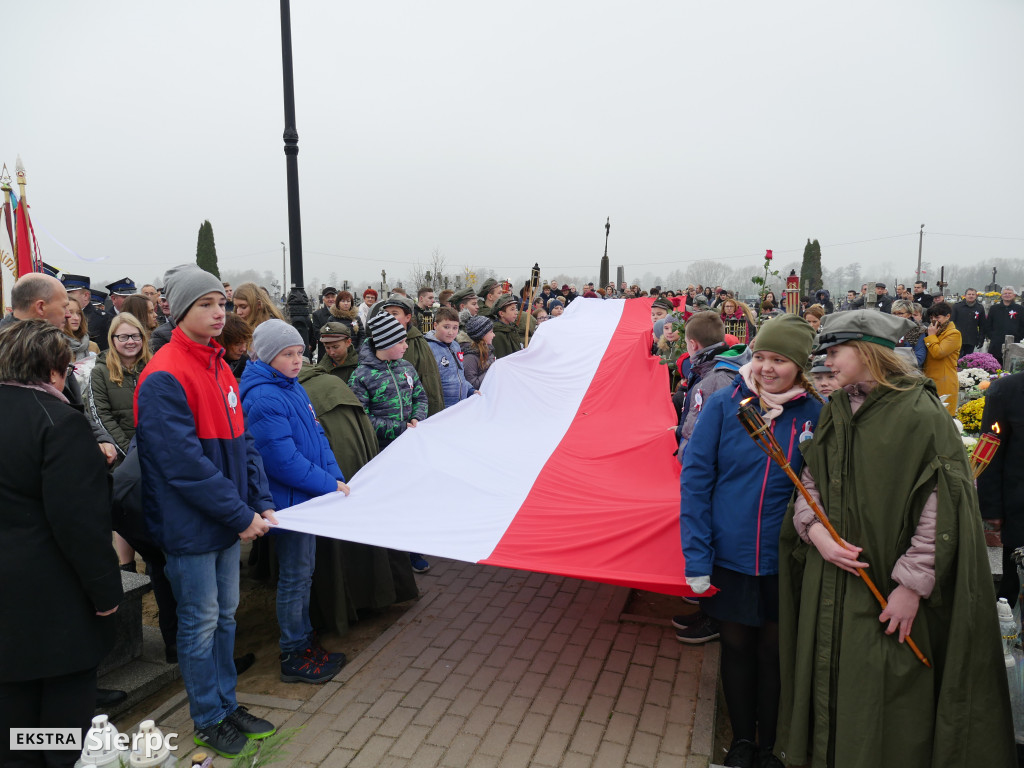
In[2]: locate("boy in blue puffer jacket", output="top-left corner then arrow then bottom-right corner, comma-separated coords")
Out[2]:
425,307 -> 476,408
680,314 -> 822,768
240,320 -> 350,685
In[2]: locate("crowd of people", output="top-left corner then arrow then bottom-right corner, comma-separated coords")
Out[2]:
1,266 -> 1020,766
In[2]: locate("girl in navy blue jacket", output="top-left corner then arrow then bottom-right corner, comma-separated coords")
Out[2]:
240,320 -> 350,685
680,315 -> 821,768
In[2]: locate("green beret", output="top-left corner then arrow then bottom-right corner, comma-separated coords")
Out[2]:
319,321 -> 352,340
814,310 -> 917,353
451,287 -> 475,306
478,278 -> 499,298
492,294 -> 518,314
380,295 -> 414,314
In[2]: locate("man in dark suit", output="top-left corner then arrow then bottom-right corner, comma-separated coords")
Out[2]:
873,283 -> 894,313
985,286 -> 1024,367
951,288 -> 986,359
912,280 -> 933,309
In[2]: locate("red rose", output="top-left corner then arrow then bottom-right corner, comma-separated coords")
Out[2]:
765,249 -> 773,261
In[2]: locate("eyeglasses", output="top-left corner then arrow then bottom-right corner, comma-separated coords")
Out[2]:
65,363 -> 75,379
113,334 -> 143,343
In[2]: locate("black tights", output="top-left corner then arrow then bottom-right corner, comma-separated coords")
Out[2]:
720,619 -> 780,749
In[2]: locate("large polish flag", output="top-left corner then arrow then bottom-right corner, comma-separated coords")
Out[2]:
276,297 -> 695,597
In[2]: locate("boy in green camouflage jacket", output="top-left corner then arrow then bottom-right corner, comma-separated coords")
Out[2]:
349,313 -> 429,449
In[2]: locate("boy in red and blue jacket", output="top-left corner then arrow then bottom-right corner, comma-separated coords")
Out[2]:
135,265 -> 277,759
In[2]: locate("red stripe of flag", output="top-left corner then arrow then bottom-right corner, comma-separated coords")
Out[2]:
481,299 -> 695,597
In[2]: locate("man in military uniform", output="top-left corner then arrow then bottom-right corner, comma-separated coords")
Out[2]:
105,277 -> 137,315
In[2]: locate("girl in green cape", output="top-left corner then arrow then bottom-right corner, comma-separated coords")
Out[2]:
777,311 -> 1015,768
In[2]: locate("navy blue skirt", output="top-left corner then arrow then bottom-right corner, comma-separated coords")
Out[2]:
701,565 -> 779,627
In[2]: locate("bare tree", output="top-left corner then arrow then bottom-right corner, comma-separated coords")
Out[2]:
408,248 -> 451,292
686,260 -> 733,291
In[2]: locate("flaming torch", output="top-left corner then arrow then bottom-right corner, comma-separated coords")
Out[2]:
736,397 -> 931,668
970,423 -> 1001,479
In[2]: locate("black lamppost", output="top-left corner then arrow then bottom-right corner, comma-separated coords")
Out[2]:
599,217 -> 610,289
280,0 -> 311,343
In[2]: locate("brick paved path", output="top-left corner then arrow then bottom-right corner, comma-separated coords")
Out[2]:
144,558 -> 718,767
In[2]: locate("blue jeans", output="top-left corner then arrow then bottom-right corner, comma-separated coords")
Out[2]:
275,531 -> 316,654
164,542 -> 240,730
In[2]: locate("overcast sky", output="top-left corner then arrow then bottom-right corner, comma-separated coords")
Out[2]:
4,0 -> 1023,294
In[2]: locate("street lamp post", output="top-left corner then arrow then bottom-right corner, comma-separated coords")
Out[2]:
599,217 -> 610,289
915,224 -> 924,282
280,0 -> 310,342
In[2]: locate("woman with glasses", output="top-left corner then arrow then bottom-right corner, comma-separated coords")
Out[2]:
92,312 -> 153,571
90,313 -> 152,460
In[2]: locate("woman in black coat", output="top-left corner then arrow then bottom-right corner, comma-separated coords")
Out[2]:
0,320 -> 122,768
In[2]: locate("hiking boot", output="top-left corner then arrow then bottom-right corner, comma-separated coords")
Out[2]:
756,747 -> 785,768
280,648 -> 341,684
226,706 -> 276,739
723,739 -> 758,768
671,609 -> 706,630
675,614 -> 720,644
194,719 -> 255,758
410,553 -> 430,573
309,635 -> 347,668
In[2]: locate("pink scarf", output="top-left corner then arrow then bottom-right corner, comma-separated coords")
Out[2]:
0,380 -> 69,403
738,362 -> 805,422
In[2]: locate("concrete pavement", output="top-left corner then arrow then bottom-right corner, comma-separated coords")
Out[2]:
136,557 -> 719,767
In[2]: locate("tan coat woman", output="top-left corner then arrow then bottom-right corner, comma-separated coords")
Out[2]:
922,304 -> 961,415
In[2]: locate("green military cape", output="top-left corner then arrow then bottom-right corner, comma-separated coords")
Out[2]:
778,377 -> 1015,768
404,325 -> 445,417
491,319 -> 524,360
297,364 -> 418,635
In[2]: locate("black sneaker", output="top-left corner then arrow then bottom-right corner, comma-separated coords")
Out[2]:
723,739 -> 758,768
671,609 -> 706,630
756,747 -> 785,768
675,614 -> 720,644
280,648 -> 341,684
194,719 -> 256,758
234,652 -> 256,676
226,706 -> 276,739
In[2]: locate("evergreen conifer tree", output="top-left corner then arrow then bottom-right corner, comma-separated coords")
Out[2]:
195,220 -> 220,278
801,238 -> 823,293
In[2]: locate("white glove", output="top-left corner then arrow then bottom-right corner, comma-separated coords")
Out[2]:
686,575 -> 711,594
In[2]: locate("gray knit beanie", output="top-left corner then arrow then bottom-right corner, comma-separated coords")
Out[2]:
163,264 -> 227,323
466,315 -> 493,341
250,319 -> 304,364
